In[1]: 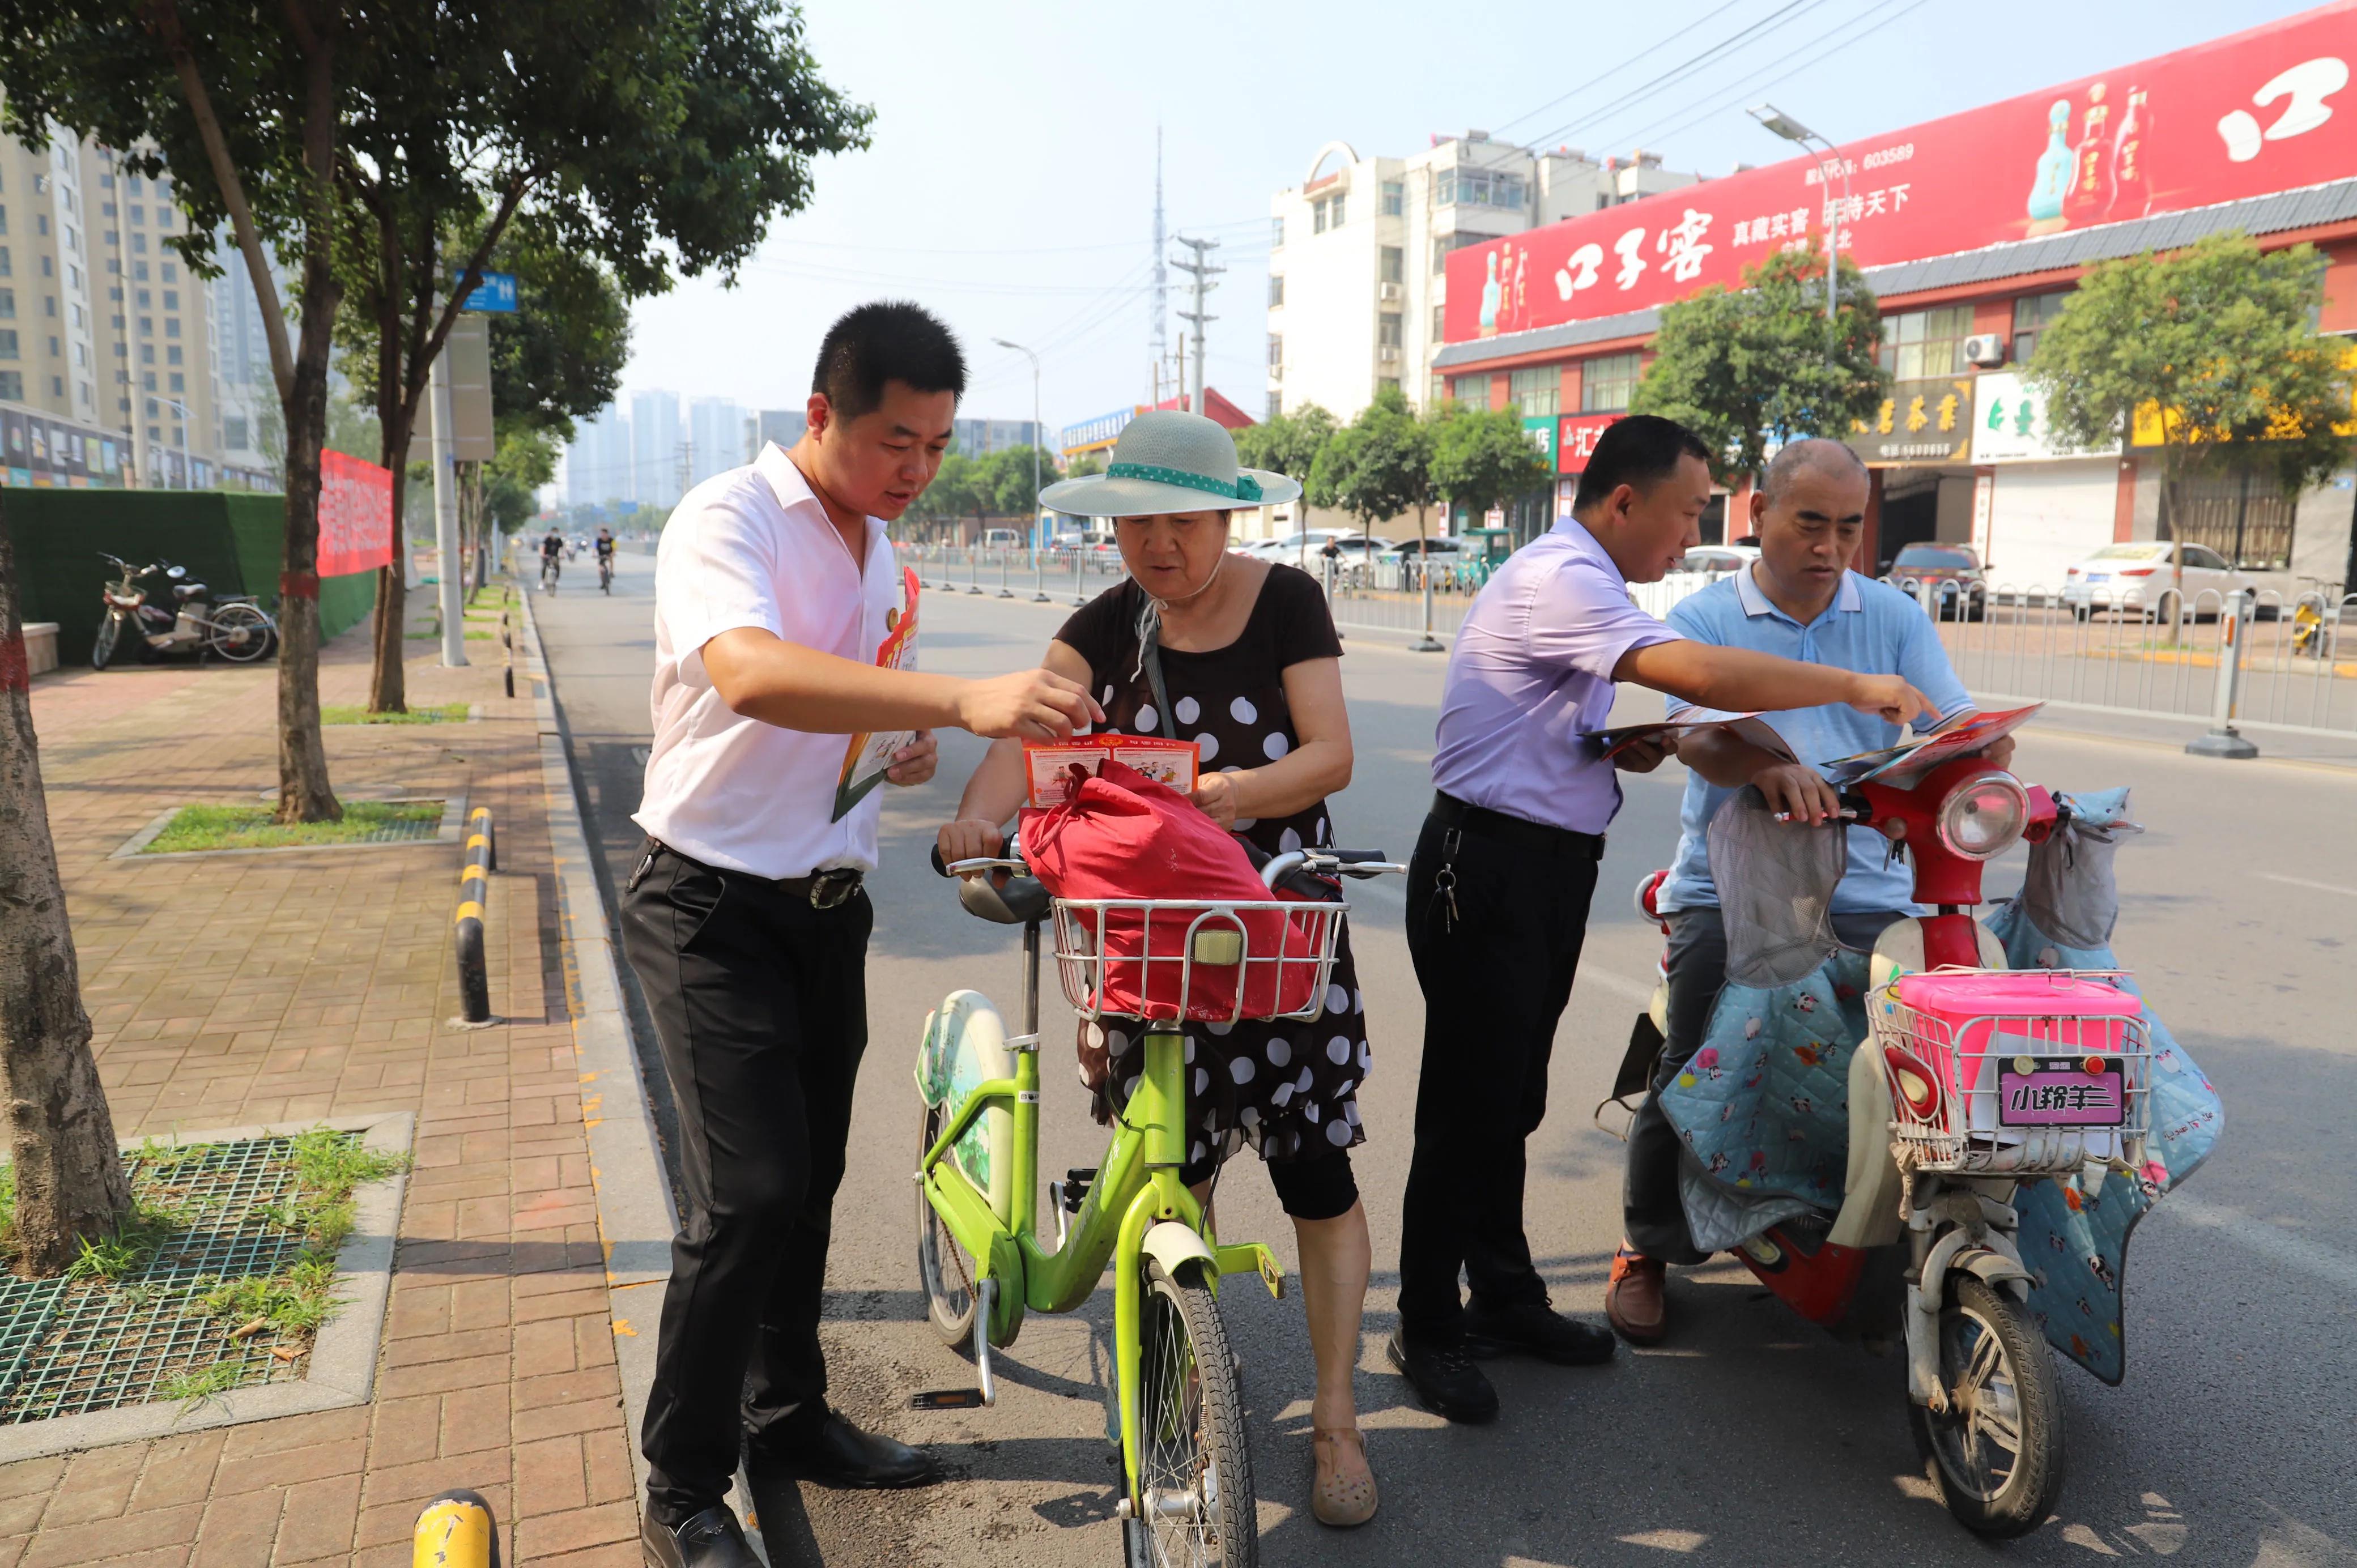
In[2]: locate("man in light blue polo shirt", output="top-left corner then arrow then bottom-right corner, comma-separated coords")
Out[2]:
1605,437 -> 2014,1345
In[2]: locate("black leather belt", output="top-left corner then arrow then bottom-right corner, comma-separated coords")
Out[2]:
644,841 -> 866,909
1430,791 -> 1605,860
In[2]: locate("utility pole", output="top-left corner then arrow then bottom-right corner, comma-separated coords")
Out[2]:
427,351 -> 467,667
1171,235 -> 1223,417
1151,125 -> 1168,409
107,152 -> 147,488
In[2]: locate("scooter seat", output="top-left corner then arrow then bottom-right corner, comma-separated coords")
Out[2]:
171,582 -> 207,600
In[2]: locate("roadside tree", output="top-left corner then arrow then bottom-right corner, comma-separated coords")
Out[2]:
1312,387 -> 1435,566
0,495 -> 132,1275
1429,401 -> 1550,532
1235,404 -> 1339,565
333,2 -> 869,713
1,0 -> 362,823
1632,249 -> 1887,484
2026,231 -> 2354,615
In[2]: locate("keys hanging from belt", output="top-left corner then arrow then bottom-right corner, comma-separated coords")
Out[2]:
1432,826 -> 1462,932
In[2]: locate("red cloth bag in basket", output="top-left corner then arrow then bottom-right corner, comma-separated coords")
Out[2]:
1019,759 -> 1324,1022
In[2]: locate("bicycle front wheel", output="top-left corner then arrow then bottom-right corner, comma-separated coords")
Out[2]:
1127,1260 -> 1256,1568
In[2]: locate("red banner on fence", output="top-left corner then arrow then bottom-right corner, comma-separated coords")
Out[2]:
318,449 -> 394,578
1446,4 -> 2357,342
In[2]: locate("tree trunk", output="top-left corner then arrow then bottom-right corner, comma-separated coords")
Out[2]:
367,451 -> 410,714
274,20 -> 344,823
0,494 -> 133,1277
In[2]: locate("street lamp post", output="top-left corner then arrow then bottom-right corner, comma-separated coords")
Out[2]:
992,337 -> 1053,602
1748,104 -> 1849,361
155,396 -> 194,491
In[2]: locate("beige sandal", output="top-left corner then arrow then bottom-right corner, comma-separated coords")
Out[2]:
1311,1426 -> 1378,1528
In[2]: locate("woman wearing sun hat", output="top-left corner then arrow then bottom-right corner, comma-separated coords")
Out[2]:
937,410 -> 1380,1527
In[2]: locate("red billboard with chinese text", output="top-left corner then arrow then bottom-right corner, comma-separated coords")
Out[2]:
1446,4 -> 2357,343
318,449 -> 394,578
1556,412 -> 1622,473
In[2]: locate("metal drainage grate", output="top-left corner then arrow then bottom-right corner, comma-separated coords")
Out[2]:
0,1135 -> 339,1423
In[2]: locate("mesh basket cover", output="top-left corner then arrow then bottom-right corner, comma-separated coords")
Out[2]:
2020,786 -> 2141,949
1705,786 -> 1848,988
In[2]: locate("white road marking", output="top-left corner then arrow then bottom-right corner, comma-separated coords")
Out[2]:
2260,872 -> 2357,898
2152,1193 -> 2357,1293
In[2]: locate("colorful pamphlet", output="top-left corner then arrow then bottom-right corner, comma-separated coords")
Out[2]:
831,566 -> 922,821
1023,735 -> 1201,807
1822,702 -> 2044,787
1585,711 -> 1794,763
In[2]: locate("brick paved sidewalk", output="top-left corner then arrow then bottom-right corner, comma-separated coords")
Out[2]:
1,594 -> 645,1567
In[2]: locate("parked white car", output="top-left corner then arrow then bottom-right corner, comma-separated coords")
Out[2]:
1675,543 -> 1760,576
2059,541 -> 2257,621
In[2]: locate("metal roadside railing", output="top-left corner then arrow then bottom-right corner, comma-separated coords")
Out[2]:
1895,576 -> 2357,738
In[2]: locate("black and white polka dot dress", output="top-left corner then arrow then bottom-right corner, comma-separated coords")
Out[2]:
1054,565 -> 1369,1171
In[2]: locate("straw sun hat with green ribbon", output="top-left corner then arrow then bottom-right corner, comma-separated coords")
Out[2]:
1037,409 -> 1302,519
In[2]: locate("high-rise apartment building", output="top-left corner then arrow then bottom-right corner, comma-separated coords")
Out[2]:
686,395 -> 742,486
630,388 -> 682,508
1,106 -> 263,489
1265,133 -> 1705,424
950,417 -> 1044,455
565,402 -> 634,509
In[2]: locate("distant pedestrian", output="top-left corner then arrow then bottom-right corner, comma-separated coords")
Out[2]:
622,301 -> 1101,1568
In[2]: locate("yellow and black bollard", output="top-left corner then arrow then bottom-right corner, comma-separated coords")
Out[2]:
412,1488 -> 499,1567
454,808 -> 494,1024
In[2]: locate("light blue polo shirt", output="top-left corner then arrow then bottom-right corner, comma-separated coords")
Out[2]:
1656,566 -> 1972,915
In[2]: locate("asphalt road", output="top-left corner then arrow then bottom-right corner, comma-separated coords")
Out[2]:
534,547 -> 2357,1568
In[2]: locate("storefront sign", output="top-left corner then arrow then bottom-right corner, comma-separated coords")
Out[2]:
1061,407 -> 1137,454
1555,411 -> 1623,473
318,449 -> 395,578
1446,7 -> 2357,340
1523,414 -> 1557,467
1848,377 -> 1975,466
1971,370 -> 2118,462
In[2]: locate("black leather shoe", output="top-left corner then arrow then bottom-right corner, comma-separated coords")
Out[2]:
641,1505 -> 759,1568
1385,1328 -> 1499,1424
1462,1301 -> 1619,1366
747,1412 -> 943,1489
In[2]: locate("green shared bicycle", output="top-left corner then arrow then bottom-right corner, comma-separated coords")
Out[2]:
913,840 -> 1398,1567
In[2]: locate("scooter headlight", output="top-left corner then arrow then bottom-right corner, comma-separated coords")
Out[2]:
1936,771 -> 2028,860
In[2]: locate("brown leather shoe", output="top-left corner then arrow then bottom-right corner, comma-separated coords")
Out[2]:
1605,1246 -> 1667,1345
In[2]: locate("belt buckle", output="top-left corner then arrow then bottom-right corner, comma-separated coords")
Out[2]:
809,869 -> 861,910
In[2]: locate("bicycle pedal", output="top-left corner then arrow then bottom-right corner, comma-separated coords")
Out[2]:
909,1387 -> 989,1411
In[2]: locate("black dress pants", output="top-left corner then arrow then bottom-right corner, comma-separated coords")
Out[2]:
1397,809 -> 1601,1339
1621,905 -> 1906,1266
619,844 -> 873,1527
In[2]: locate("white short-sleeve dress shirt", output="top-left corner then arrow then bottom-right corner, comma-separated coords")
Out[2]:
632,444 -> 904,879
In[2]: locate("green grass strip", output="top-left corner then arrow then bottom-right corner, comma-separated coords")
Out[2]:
318,703 -> 471,726
142,800 -> 444,854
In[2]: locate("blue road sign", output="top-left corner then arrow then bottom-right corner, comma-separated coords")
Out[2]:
456,270 -> 518,313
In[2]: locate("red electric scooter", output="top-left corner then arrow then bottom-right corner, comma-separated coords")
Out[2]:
1632,752 -> 2158,1537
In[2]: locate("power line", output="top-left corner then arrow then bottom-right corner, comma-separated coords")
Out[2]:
1488,0 -> 1758,140
1520,0 -> 1839,154
1611,0 -> 1939,157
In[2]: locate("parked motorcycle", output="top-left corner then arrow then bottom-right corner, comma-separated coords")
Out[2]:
92,553 -> 278,669
1624,725 -> 2220,1538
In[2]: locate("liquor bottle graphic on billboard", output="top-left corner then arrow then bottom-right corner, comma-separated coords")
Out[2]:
2026,98 -> 2074,231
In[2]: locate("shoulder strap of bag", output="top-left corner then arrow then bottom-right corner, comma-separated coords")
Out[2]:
1138,612 -> 1180,741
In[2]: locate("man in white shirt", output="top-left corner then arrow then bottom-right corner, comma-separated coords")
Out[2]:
623,302 -> 1100,1568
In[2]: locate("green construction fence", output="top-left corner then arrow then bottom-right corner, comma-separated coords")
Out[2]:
0,488 -> 377,668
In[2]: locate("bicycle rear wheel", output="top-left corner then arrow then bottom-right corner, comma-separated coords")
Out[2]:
1126,1260 -> 1256,1568
208,603 -> 275,662
915,1101 -> 984,1348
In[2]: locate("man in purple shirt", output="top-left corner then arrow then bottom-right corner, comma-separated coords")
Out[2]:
1389,415 -> 1931,1423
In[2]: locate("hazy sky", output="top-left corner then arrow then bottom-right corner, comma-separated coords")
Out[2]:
612,0 -> 2326,440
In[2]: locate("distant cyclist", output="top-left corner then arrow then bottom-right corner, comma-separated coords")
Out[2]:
539,526 -> 564,592
595,526 -> 616,593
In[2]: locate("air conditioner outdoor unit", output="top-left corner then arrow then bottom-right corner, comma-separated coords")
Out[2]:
1963,333 -> 2007,368
1378,282 -> 1403,303
1377,344 -> 1401,362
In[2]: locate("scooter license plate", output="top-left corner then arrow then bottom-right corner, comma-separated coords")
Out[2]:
1997,1057 -> 2125,1127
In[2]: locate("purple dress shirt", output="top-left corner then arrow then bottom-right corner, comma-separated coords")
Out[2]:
1429,517 -> 1678,836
